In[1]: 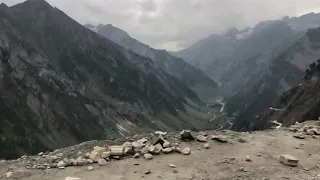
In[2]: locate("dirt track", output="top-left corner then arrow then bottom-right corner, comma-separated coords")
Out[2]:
1,127 -> 320,180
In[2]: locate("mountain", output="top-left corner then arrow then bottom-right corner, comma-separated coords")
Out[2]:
229,27 -> 320,130
84,24 -> 219,101
0,0 -> 217,159
173,13 -> 320,130
248,58 -> 320,130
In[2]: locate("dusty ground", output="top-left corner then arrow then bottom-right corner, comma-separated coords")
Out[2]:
1,125 -> 320,180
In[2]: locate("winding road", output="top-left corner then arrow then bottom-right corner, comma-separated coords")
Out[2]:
207,100 -> 234,131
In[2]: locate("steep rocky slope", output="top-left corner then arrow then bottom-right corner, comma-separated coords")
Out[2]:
0,0 -> 216,159
246,60 -> 320,131
229,27 -> 320,131
84,24 -> 219,100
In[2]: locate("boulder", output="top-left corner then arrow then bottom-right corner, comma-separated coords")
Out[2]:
154,144 -> 163,154
87,166 -> 94,171
155,131 -> 167,136
293,133 -> 305,139
109,146 -> 124,156
168,163 -> 176,168
75,158 -> 90,166
181,148 -> 191,155
57,161 -> 66,168
181,130 -> 194,141
132,141 -> 144,149
65,177 -> 80,180
97,159 -> 108,166
202,143 -> 210,149
133,153 -> 140,159
149,135 -> 165,146
211,135 -> 228,143
89,151 -> 100,162
122,142 -> 134,155
101,152 -> 110,159
144,153 -> 153,160
279,154 -> 299,167
93,146 -> 106,156
162,148 -> 173,154
163,140 -> 171,148
238,137 -> 247,143
196,135 -> 207,142
137,138 -> 148,144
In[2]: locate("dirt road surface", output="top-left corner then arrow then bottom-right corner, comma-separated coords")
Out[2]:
1,127 -> 320,180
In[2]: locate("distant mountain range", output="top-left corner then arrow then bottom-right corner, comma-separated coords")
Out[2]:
172,12 -> 320,130
84,24 -> 219,101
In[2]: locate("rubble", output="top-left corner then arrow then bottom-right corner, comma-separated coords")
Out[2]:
181,130 -> 195,141
144,153 -> 153,160
196,135 -> 207,142
293,133 -> 305,139
211,135 -> 228,143
98,159 -> 108,166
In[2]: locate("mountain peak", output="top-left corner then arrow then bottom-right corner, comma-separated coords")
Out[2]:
13,0 -> 52,9
225,27 -> 240,36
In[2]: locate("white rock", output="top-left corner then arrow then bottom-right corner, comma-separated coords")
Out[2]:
85,152 -> 90,159
211,135 -> 228,143
93,146 -> 106,156
89,151 -> 100,162
155,131 -> 167,136
196,135 -> 207,142
168,164 -> 176,168
57,161 -> 66,168
101,152 -> 110,159
109,146 -> 124,156
245,156 -> 252,162
163,140 -> 170,148
98,159 -> 108,166
65,177 -> 80,180
279,154 -> 299,167
133,153 -> 140,158
181,148 -> 191,155
87,166 -> 94,171
144,153 -> 153,160
137,138 -> 148,144
5,171 -> 13,178
38,152 -> 44,156
162,148 -> 173,154
203,143 -> 210,149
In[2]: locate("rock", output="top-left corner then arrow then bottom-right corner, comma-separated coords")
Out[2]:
136,146 -> 150,155
4,171 -> 13,178
144,153 -> 153,160
311,128 -> 320,135
98,159 -> 108,166
240,167 -> 247,172
154,144 -> 163,154
87,166 -> 94,171
279,154 -> 299,167
93,146 -> 106,156
149,135 -> 165,146
38,152 -> 44,156
63,158 -> 73,166
163,140 -> 171,148
293,133 -> 305,139
196,135 -> 207,142
245,156 -> 252,162
85,152 -> 90,159
75,158 -> 90,166
181,130 -> 195,141
112,156 -> 121,160
148,145 -> 156,154
109,146 -> 124,156
162,148 -> 173,154
175,147 -> 182,153
168,163 -> 176,168
238,137 -> 247,143
57,161 -> 66,168
211,135 -> 228,143
65,177 -> 80,180
132,141 -> 144,149
133,153 -> 140,158
181,148 -> 191,155
203,143 -> 210,149
137,138 -> 148,144
173,169 -> 178,173
101,152 -> 110,159
89,151 -> 100,162
145,170 -> 151,174
123,142 -> 134,155
155,131 -> 167,136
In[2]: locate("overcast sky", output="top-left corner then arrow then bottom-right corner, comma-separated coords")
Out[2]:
2,0 -> 320,51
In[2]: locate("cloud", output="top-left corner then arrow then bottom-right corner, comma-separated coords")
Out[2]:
1,0 -> 320,51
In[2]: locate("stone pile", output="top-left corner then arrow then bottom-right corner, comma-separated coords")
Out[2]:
289,123 -> 320,139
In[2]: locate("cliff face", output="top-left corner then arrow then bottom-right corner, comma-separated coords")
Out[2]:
0,0 -> 215,159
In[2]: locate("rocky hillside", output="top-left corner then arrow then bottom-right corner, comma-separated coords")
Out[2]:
246,59 -> 320,131
229,27 -> 320,131
0,0 -> 217,159
84,24 -> 219,101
